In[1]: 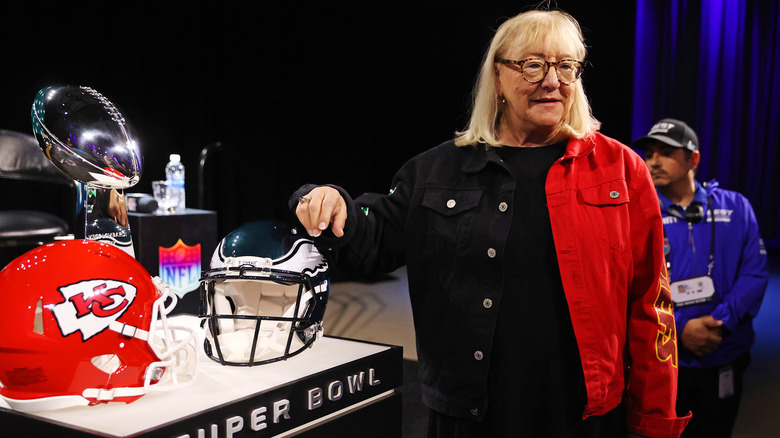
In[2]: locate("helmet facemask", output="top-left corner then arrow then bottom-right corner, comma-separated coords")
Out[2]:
140,277 -> 199,389
200,258 -> 328,366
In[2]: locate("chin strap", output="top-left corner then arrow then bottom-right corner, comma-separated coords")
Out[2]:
109,321 -> 149,341
1,394 -> 91,412
81,386 -> 146,402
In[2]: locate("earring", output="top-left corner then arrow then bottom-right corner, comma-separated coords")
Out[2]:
499,96 -> 506,104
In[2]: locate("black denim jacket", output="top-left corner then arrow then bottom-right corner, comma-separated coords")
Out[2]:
291,140 -> 516,421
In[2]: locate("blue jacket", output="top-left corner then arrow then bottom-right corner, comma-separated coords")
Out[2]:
659,180 -> 768,367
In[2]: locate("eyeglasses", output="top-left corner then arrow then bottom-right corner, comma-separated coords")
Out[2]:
495,57 -> 584,84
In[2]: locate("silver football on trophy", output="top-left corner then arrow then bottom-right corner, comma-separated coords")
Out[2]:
31,85 -> 142,189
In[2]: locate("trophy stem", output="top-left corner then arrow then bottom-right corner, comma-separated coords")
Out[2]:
84,184 -> 136,258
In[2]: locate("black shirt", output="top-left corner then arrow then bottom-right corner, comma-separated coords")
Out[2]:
487,142 -> 586,435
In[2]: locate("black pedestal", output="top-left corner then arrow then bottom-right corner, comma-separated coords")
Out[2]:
128,208 -> 218,314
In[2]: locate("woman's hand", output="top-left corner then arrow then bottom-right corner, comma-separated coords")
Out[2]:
295,186 -> 347,237
108,189 -> 129,227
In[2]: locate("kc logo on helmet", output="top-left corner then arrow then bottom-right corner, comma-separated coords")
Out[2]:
51,279 -> 137,341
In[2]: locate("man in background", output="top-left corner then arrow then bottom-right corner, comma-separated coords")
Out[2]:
634,118 -> 769,438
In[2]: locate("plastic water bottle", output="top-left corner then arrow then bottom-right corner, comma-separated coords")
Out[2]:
165,153 -> 185,211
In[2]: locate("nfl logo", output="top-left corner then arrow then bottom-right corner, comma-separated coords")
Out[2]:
158,239 -> 201,297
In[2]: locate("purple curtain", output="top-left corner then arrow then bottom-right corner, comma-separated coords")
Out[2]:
632,0 -> 780,248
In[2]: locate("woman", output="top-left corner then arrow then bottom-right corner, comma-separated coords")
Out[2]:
292,9 -> 690,438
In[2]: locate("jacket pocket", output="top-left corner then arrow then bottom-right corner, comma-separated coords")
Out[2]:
421,188 -> 483,264
578,180 -> 630,251
422,189 -> 483,216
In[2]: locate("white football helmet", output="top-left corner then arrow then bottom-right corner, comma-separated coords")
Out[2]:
199,220 -> 329,366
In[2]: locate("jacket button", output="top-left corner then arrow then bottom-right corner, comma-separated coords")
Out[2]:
470,408 -> 479,416
446,199 -> 456,208
474,351 -> 484,360
609,190 -> 620,199
498,202 -> 508,212
487,248 -> 496,258
483,298 -> 493,308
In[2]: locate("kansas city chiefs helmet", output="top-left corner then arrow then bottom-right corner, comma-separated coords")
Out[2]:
199,220 -> 329,366
0,239 -> 197,412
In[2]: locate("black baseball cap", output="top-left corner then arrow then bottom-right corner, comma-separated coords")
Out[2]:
632,118 -> 699,151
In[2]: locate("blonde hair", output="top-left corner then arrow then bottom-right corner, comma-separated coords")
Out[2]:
455,10 -> 601,147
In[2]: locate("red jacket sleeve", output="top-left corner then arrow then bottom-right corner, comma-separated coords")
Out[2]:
625,156 -> 692,438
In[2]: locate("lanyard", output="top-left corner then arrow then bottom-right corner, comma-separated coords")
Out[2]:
664,195 -> 715,278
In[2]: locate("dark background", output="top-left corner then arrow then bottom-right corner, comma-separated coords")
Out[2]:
0,1 -> 635,237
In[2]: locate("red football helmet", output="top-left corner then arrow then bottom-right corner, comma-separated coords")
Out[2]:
0,239 -> 197,412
